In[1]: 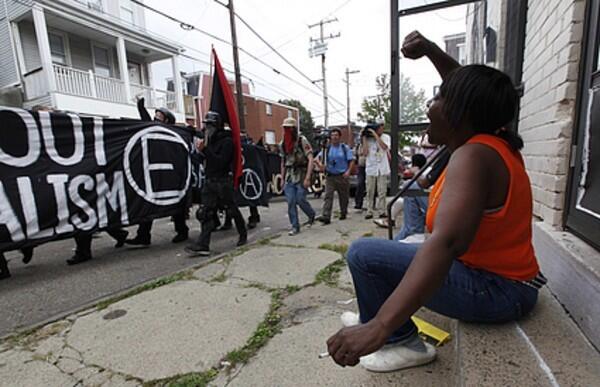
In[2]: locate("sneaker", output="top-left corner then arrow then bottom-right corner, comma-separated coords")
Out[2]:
288,228 -> 300,236
359,340 -> 436,373
339,213 -> 347,220
125,235 -> 151,248
185,244 -> 211,257
66,253 -> 92,266
307,214 -> 315,226
365,213 -> 374,220
378,213 -> 388,219
340,311 -> 360,327
316,215 -> 331,225
171,232 -> 189,243
373,219 -> 389,228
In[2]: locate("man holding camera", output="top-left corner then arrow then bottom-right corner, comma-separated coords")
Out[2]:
362,121 -> 391,219
315,128 -> 354,224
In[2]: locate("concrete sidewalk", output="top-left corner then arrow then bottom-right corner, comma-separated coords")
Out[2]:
1,211 -> 599,386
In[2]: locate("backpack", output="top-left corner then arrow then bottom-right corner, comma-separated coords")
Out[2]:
324,143 -> 349,167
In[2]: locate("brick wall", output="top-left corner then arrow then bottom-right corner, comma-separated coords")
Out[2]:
519,0 -> 586,227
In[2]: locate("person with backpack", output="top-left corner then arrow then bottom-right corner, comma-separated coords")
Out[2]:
315,128 -> 355,225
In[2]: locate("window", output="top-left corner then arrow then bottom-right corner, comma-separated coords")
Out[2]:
287,109 -> 293,118
566,0 -> 600,250
93,45 -> 111,77
243,103 -> 248,115
457,43 -> 466,65
265,103 -> 272,116
120,0 -> 135,25
265,130 -> 276,144
49,33 -> 67,65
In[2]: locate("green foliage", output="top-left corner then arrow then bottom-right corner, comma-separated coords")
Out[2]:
357,73 -> 428,147
315,258 -> 347,287
278,99 -> 316,145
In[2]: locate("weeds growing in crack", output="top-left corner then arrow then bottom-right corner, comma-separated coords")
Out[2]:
315,259 -> 346,287
318,243 -> 349,256
362,231 -> 374,237
144,369 -> 219,387
96,270 -> 195,310
221,289 -> 292,369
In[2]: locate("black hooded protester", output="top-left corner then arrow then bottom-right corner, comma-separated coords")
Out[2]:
124,98 -> 190,247
185,111 -> 247,256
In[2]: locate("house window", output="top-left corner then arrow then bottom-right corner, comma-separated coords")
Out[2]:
265,103 -> 272,116
265,130 -> 276,144
457,43 -> 466,65
243,103 -> 248,115
49,33 -> 67,65
287,109 -> 293,118
120,0 -> 135,25
93,45 -> 111,77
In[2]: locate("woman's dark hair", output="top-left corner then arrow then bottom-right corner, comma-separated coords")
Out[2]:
439,64 -> 523,151
411,153 -> 427,168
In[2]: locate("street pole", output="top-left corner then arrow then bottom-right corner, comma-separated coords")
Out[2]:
344,68 -> 360,144
390,0 -> 400,195
309,18 -> 339,130
228,0 -> 246,133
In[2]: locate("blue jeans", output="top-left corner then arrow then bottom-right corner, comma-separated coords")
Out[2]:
284,182 -> 316,230
347,238 -> 539,343
394,196 -> 428,241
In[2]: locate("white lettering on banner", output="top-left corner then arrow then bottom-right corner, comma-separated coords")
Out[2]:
96,172 -> 129,227
46,174 -> 75,234
240,168 -> 263,201
93,117 -> 107,166
40,112 -> 85,166
123,126 -> 190,206
0,181 -> 25,242
191,163 -> 205,189
0,108 -> 41,167
69,175 -> 97,230
16,177 -> 54,239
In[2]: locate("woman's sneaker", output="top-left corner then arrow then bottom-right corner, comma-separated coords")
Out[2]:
288,228 -> 300,236
359,339 -> 436,373
340,311 -> 360,327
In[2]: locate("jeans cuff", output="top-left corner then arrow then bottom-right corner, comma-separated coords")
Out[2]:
385,323 -> 419,345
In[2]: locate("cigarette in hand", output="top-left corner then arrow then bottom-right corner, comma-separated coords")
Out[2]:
318,352 -> 330,359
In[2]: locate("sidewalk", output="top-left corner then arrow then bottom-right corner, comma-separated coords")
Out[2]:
1,210 -> 599,386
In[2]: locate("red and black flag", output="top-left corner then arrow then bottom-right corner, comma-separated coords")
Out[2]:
209,48 -> 243,189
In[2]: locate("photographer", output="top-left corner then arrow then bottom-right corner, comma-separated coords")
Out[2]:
315,128 -> 354,224
362,121 -> 391,219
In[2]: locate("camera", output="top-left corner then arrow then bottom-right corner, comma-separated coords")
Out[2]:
361,123 -> 378,138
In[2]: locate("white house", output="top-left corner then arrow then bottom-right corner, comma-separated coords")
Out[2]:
0,0 -> 186,121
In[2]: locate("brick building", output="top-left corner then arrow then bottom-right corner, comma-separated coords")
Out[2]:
175,72 -> 299,144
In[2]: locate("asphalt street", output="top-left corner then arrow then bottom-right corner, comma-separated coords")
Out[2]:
0,198 -> 322,337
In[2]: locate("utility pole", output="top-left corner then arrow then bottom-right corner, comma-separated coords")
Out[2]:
227,0 -> 246,132
390,0 -> 400,195
343,68 -> 359,144
308,18 -> 339,130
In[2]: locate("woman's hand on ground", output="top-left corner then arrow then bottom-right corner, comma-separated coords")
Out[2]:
326,319 -> 388,367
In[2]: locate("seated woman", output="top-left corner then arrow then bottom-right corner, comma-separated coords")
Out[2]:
326,31 -> 545,372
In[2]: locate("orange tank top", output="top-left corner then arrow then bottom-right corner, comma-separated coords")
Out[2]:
425,134 -> 539,281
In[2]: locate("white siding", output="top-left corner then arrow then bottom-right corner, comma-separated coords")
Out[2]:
0,0 -> 32,87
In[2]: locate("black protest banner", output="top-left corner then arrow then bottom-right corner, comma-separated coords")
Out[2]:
190,142 -> 270,207
0,108 -> 192,252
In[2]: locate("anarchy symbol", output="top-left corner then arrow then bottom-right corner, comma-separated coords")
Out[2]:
240,168 -> 263,201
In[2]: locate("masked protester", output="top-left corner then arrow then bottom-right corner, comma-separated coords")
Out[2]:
280,117 -> 316,235
126,98 -> 189,246
186,112 -> 247,256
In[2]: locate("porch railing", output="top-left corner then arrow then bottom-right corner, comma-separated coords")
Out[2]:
130,83 -> 177,111
22,65 -> 179,111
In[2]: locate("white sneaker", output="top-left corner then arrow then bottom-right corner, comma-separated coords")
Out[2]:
359,340 -> 436,372
340,311 -> 360,327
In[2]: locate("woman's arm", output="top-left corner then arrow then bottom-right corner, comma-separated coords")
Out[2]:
401,31 -> 460,81
326,144 -> 491,366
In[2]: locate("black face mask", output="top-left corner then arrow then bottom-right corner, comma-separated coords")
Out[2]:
204,122 -> 219,144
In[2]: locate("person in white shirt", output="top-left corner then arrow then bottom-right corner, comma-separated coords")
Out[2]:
362,121 -> 391,219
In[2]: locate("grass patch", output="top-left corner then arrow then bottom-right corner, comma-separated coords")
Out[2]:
96,270 -> 195,310
318,243 -> 349,256
315,259 -> 346,287
362,231 -> 374,237
4,320 -> 70,349
222,290 -> 285,368
144,369 -> 219,387
209,271 -> 228,283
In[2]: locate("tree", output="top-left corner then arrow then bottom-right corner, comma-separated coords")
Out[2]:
357,73 -> 428,146
278,99 -> 315,145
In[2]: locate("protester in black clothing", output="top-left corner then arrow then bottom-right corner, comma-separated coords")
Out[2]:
0,247 -> 37,280
186,112 -> 247,256
67,228 -> 128,265
125,98 -> 189,246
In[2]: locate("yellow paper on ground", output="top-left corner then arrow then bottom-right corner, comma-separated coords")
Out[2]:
412,316 -> 451,346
